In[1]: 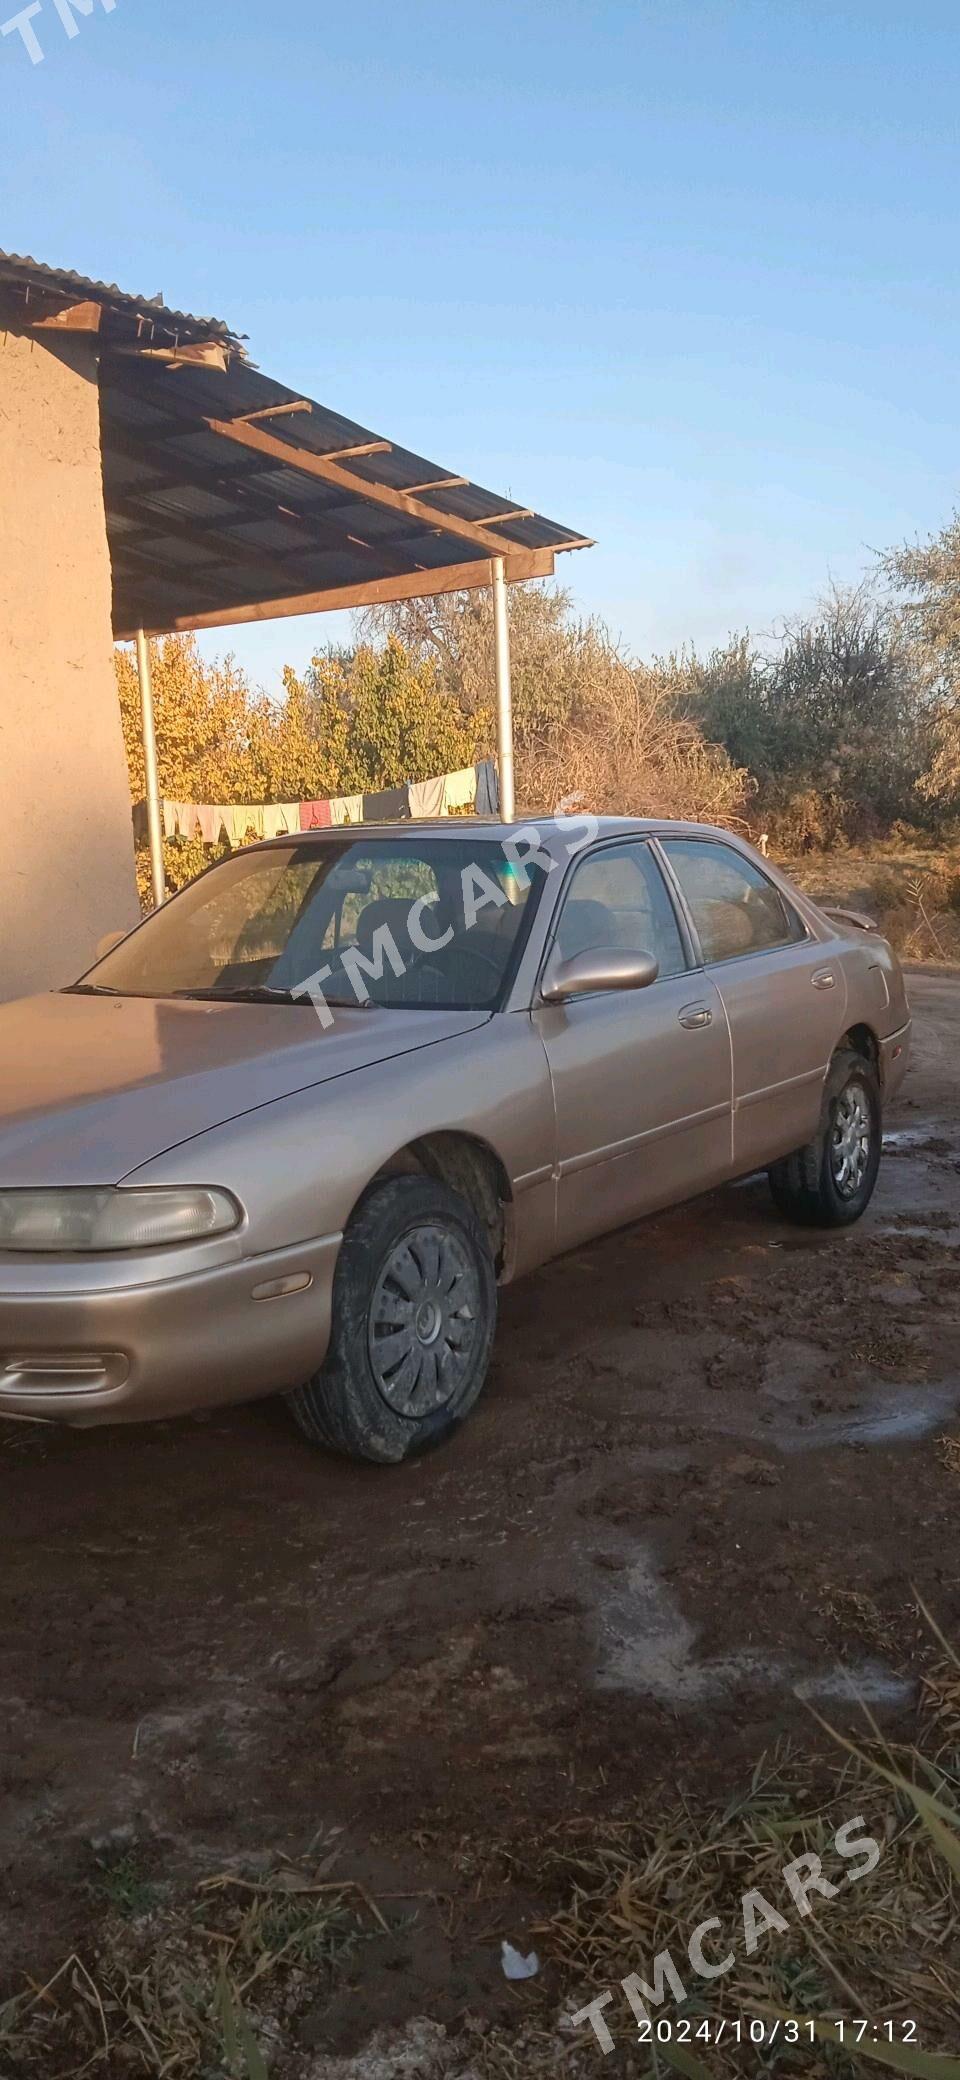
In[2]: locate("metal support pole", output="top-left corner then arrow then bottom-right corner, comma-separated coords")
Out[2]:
136,628 -> 166,910
491,555 -> 516,822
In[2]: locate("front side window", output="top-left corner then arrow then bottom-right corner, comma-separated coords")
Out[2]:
552,842 -> 688,978
75,839 -> 546,1012
662,839 -> 806,963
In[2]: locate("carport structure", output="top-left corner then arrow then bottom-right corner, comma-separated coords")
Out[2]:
0,253 -> 591,913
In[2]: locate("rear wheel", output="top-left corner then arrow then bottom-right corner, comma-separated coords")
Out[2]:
288,1175 -> 497,1462
768,1048 -> 882,1228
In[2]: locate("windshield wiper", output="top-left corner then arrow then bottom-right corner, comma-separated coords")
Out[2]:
170,985 -> 301,1004
65,983 -> 121,996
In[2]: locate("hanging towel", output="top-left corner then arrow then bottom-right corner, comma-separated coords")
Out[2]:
330,794 -> 364,826
262,803 -> 300,839
474,759 -> 500,816
300,798 -> 332,829
408,773 -> 447,818
441,767 -> 477,814
362,786 -> 411,823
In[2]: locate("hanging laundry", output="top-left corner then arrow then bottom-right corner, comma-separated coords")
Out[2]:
160,800 -> 188,839
440,767 -> 477,814
220,805 -> 265,846
408,773 -> 446,818
300,799 -> 332,829
330,795 -> 364,825
195,804 -> 223,845
362,786 -> 411,822
474,760 -> 500,816
262,804 -> 300,839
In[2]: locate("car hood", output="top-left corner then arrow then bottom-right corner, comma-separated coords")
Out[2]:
0,992 -> 491,1185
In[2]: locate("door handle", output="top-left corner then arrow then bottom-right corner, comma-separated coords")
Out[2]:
812,968 -> 837,990
678,1003 -> 713,1030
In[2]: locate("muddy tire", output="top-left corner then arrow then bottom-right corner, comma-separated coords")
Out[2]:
287,1176 -> 497,1462
768,1047 -> 882,1228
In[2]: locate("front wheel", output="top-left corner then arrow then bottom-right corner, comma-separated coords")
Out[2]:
768,1048 -> 882,1228
288,1175 -> 497,1462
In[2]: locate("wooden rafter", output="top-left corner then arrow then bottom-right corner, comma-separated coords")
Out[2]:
116,548 -> 556,640
402,475 -> 469,495
201,414 -> 547,558
467,508 -> 533,528
30,299 -> 103,333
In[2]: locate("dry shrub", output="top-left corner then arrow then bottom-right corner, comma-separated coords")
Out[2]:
516,656 -> 752,829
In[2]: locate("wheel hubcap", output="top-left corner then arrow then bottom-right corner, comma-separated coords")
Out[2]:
368,1223 -> 480,1419
831,1082 -> 872,1197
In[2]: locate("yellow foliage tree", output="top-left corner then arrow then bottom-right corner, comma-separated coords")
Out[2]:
115,630 -> 487,905
306,635 -> 487,795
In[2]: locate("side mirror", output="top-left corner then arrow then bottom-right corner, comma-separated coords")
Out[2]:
541,946 -> 660,1003
95,928 -> 128,961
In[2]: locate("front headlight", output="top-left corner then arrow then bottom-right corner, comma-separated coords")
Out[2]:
0,1187 -> 241,1252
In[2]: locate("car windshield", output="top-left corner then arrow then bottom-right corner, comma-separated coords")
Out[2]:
73,838 -> 547,1012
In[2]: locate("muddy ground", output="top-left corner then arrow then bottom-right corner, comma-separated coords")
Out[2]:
2,972 -> 959,2065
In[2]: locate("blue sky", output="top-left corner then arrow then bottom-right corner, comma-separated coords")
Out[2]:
3,0 -> 958,693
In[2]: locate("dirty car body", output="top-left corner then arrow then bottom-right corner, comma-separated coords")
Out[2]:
0,818 -> 911,1458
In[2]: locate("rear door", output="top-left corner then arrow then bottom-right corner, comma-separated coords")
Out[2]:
533,839 -> 733,1252
658,837 -> 846,1173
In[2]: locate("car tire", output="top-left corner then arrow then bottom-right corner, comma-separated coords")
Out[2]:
768,1047 -> 882,1228
288,1175 -> 498,1462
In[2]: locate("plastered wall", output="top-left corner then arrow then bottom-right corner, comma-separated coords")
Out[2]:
0,324 -> 140,1000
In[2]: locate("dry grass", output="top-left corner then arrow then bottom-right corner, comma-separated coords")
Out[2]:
785,844 -> 960,965
3,1682 -> 960,2078
937,1435 -> 960,1479
0,1866 -> 382,2077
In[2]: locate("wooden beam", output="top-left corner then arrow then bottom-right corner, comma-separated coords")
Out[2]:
202,413 -> 542,558
471,508 -> 533,528
314,439 -> 392,461
110,341 -> 230,371
30,299 -> 102,333
401,475 -> 469,495
118,548 -> 556,640
233,399 -> 312,424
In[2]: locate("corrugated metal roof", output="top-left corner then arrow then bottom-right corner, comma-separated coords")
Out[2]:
0,249 -> 241,348
0,247 -> 592,634
102,348 -> 592,637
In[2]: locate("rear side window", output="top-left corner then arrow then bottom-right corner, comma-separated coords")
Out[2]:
662,839 -> 806,963
554,842 -> 688,978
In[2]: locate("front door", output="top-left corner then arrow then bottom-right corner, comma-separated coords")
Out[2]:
533,840 -> 733,1253
659,836 -> 847,1174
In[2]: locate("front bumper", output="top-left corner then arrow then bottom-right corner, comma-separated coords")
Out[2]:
0,1234 -> 340,1425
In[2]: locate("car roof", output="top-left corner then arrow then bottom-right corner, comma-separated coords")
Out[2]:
253,815 -> 742,849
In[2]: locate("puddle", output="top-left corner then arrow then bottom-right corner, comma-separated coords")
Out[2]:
793,1664 -> 914,1708
594,1543 -> 913,1711
773,1382 -> 958,1453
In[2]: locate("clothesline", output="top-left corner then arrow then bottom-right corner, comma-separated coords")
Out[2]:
133,758 -> 500,849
